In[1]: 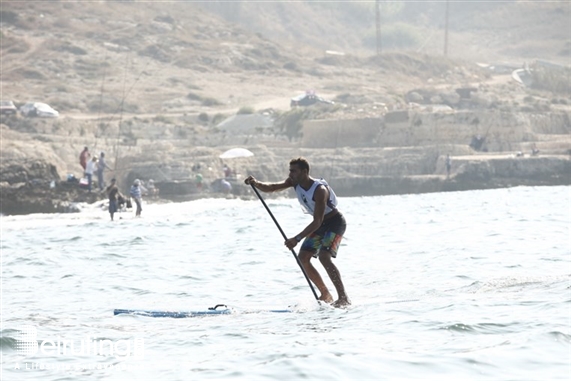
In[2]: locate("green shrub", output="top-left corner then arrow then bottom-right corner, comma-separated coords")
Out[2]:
186,92 -> 202,101
198,112 -> 209,122
201,97 -> 222,107
237,106 -> 255,115
211,113 -> 226,125
59,44 -> 87,55
283,62 -> 298,71
52,122 -> 62,132
19,69 -> 45,80
178,128 -> 188,138
87,97 -> 138,114
48,98 -> 75,112
274,109 -> 308,142
153,115 -> 173,124
335,93 -> 351,102
0,11 -> 18,25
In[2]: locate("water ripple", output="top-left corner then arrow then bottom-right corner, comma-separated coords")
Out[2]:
1,186 -> 569,381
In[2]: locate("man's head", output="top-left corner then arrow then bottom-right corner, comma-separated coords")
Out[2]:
288,157 -> 310,185
84,146 -> 88,151
111,178 -> 116,183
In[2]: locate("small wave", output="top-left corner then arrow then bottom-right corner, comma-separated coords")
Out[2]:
440,322 -> 513,334
0,332 -> 17,351
104,253 -> 127,259
240,260 -> 264,266
457,275 -> 571,294
48,235 -> 83,242
131,236 -> 146,244
179,275 -> 202,281
546,331 -> 571,343
111,285 -> 151,295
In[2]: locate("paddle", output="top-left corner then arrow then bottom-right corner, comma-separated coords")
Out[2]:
249,184 -> 320,303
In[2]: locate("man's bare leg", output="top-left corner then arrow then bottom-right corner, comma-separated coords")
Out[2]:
319,251 -> 350,307
298,250 -> 334,303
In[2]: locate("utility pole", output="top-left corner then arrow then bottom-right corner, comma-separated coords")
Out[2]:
444,0 -> 449,56
376,0 -> 381,55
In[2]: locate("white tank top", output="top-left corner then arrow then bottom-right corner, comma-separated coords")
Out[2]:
294,179 -> 338,215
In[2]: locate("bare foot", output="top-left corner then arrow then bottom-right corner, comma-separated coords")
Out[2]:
318,293 -> 334,304
332,297 -> 351,308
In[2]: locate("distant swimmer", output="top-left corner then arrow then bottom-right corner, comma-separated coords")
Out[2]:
245,157 -> 350,308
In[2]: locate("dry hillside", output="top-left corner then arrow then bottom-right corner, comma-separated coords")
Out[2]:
1,1 -> 568,118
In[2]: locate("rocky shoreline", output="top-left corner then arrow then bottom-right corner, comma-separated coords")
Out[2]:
331,155 -> 571,196
1,153 -> 569,216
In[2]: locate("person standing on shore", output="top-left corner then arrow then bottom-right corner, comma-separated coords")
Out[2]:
79,147 -> 89,174
195,173 -> 203,191
85,156 -> 97,193
445,154 -> 452,179
244,157 -> 350,308
96,152 -> 112,191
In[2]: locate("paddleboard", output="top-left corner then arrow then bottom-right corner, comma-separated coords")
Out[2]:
114,304 -> 292,318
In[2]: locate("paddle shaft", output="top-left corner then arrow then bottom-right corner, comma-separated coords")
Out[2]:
249,184 -> 320,302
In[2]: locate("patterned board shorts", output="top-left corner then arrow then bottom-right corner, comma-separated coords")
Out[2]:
109,200 -> 118,214
300,212 -> 347,258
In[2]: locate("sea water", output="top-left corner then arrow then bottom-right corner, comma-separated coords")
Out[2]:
1,186 -> 569,380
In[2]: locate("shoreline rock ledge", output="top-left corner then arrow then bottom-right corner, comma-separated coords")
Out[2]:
1,154 -> 569,216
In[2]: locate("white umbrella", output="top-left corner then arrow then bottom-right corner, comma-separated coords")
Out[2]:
219,148 -> 254,159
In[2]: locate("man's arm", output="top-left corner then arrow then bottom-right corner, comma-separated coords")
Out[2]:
244,176 -> 293,193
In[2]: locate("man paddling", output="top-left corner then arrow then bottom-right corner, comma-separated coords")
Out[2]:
245,157 -> 350,307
